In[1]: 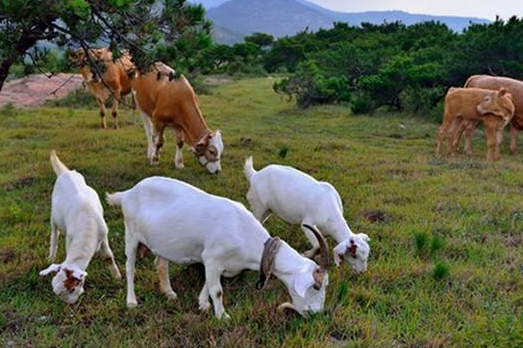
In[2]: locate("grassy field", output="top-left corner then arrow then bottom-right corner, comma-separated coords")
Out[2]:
1,77 -> 523,347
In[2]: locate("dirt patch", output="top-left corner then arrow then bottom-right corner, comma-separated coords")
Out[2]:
0,249 -> 15,263
0,73 -> 84,108
359,209 -> 389,223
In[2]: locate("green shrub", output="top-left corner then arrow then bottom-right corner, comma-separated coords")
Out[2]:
433,263 -> 450,280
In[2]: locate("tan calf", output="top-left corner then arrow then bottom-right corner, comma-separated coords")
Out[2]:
131,63 -> 224,174
436,87 -> 515,161
70,48 -> 135,129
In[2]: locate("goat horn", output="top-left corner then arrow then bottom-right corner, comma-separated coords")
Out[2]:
302,224 -> 330,270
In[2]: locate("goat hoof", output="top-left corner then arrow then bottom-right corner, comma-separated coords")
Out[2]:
150,158 -> 159,166
127,300 -> 138,309
174,162 -> 184,169
218,312 -> 231,320
165,291 -> 178,300
198,302 -> 211,312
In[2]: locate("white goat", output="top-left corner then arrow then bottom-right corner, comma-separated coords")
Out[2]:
244,157 -> 370,274
106,176 -> 330,319
40,151 -> 121,303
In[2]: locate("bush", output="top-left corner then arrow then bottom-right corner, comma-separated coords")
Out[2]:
45,88 -> 95,108
351,94 -> 375,115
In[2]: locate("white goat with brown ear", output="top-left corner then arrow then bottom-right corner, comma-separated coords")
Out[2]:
244,157 -> 370,274
40,151 -> 121,304
107,176 -> 330,319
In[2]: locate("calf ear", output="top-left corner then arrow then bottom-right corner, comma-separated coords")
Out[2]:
293,271 -> 315,298
498,87 -> 509,97
39,264 -> 61,276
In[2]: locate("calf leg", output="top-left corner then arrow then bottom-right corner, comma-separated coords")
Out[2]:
100,236 -> 121,279
96,98 -> 107,129
125,231 -> 139,308
155,257 -> 177,300
510,123 -> 519,154
301,222 -> 321,258
47,222 -> 59,262
495,128 -> 504,161
464,121 -> 478,156
486,126 -> 497,162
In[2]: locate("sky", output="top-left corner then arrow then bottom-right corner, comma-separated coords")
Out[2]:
307,0 -> 523,20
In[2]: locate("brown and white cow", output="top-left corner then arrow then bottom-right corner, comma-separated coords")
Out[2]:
130,63 -> 224,174
458,75 -> 523,154
70,48 -> 135,129
436,87 -> 515,161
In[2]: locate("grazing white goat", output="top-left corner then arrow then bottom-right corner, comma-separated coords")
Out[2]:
244,157 -> 370,274
40,151 -> 121,303
106,176 -> 330,319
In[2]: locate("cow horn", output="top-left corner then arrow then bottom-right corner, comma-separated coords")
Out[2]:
302,224 -> 329,270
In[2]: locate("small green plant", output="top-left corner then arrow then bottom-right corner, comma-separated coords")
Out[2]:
0,102 -> 17,117
433,262 -> 450,280
430,235 -> 445,255
278,146 -> 289,159
414,232 -> 429,253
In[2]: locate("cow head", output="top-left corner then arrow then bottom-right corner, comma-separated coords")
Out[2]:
333,233 -> 370,274
40,264 -> 87,304
477,88 -> 515,124
194,130 -> 224,174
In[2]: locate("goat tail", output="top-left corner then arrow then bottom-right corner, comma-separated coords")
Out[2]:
244,156 -> 257,182
50,150 -> 69,176
106,192 -> 124,207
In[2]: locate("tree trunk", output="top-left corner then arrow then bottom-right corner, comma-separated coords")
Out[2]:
0,56 -> 14,93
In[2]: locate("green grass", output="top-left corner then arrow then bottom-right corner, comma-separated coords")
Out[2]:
1,77 -> 523,347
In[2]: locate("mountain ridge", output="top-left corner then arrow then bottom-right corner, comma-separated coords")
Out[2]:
199,0 -> 491,44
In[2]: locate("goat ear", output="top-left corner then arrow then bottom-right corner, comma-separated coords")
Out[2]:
293,271 -> 315,298
195,135 -> 209,155
72,269 -> 87,280
39,264 -> 61,276
357,233 -> 371,243
333,241 -> 349,266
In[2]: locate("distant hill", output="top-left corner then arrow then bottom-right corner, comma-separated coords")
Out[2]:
203,0 -> 491,44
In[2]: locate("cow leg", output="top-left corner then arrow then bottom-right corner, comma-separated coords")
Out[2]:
140,113 -> 155,160
485,126 -> 497,162
436,124 -> 446,156
446,118 -> 461,157
151,121 -> 166,166
174,134 -> 184,169
97,98 -> 107,129
510,123 -> 519,154
451,120 -> 467,155
111,89 -> 121,129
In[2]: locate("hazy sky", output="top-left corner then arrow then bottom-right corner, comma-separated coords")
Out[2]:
307,0 -> 523,20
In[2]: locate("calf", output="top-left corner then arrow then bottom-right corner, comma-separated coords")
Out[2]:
40,151 -> 121,303
130,63 -> 224,174
70,48 -> 135,129
107,176 -> 329,319
436,87 -> 515,161
459,75 -> 523,154
244,157 -> 370,274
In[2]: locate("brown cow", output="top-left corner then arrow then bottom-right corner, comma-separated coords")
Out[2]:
459,75 -> 523,154
436,87 -> 515,161
130,63 -> 224,174
70,48 -> 135,129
